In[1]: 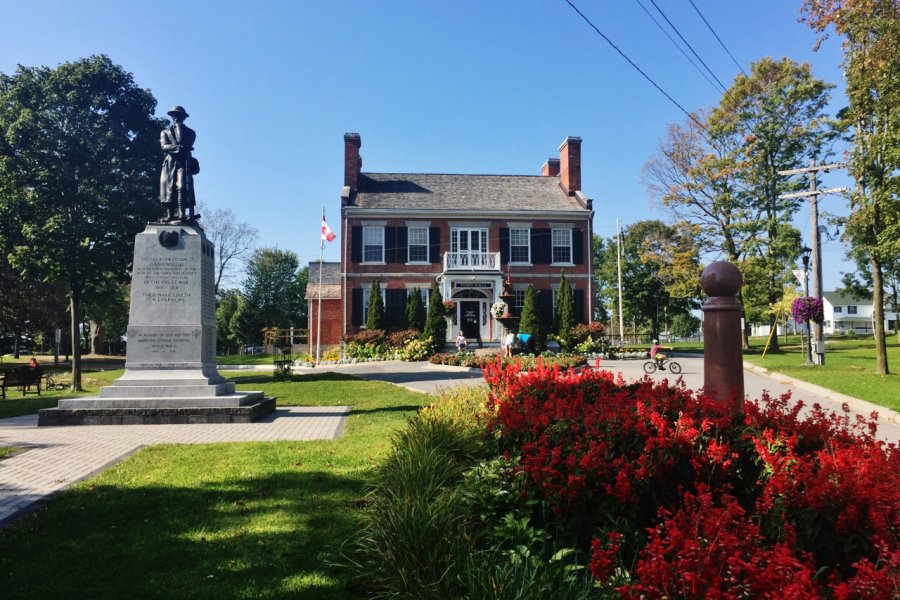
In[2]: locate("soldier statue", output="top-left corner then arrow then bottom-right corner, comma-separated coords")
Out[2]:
159,105 -> 200,223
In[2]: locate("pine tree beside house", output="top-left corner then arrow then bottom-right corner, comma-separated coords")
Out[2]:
519,285 -> 546,352
555,273 -> 575,349
423,281 -> 447,352
405,288 -> 426,333
366,280 -> 386,331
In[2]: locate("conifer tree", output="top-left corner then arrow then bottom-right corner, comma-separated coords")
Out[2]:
518,285 -> 546,352
423,281 -> 447,352
555,273 -> 576,349
405,288 -> 426,333
366,280 -> 386,331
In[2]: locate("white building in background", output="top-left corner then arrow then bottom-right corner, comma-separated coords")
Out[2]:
822,291 -> 899,335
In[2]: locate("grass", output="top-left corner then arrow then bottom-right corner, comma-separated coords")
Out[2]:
216,353 -> 276,366
0,371 -> 430,599
0,446 -> 25,460
0,370 -> 120,419
743,336 -> 900,412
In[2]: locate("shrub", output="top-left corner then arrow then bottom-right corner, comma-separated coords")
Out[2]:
518,286 -> 546,351
554,273 -> 575,343
405,288 -> 426,333
398,337 -> 432,362
387,329 -> 419,349
423,282 -> 447,353
366,280 -> 387,330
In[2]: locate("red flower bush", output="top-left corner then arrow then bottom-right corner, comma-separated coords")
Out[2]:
481,357 -> 900,597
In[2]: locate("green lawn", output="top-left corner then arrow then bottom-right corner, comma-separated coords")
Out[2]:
216,353 -> 276,365
0,372 -> 430,599
0,370 -> 120,419
743,336 -> 900,412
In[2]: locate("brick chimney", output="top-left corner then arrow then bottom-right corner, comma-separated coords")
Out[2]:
541,158 -> 560,177
344,133 -> 362,190
558,136 -> 581,195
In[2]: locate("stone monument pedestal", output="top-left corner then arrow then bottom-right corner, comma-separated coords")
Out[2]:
39,223 -> 275,426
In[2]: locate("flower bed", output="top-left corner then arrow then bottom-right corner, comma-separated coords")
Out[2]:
429,352 -> 587,370
482,358 -> 899,597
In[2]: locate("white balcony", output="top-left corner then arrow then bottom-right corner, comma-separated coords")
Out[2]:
443,251 -> 501,272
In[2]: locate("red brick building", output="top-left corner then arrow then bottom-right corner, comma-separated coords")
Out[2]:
309,133 -> 594,348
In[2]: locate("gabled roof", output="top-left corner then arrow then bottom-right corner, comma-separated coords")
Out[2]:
823,291 -> 872,307
352,173 -> 588,213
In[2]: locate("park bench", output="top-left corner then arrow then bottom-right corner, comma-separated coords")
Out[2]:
1,366 -> 42,399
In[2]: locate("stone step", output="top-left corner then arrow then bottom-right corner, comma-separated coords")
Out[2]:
97,382 -> 236,398
57,391 -> 263,410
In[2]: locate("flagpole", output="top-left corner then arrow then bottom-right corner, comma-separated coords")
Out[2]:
316,207 -> 325,365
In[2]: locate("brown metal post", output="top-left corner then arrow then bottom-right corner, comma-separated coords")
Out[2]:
701,261 -> 744,413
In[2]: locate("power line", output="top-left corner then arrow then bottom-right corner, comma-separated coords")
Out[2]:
646,0 -> 730,93
633,0 -> 721,93
562,0 -> 712,140
687,0 -> 749,78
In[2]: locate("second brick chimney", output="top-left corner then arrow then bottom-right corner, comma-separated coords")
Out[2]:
541,158 -> 560,177
558,136 -> 581,195
344,133 -> 362,191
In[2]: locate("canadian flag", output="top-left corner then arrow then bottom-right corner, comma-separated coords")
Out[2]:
321,215 -> 336,242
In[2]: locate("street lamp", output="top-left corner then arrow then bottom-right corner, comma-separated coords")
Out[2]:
800,245 -> 812,364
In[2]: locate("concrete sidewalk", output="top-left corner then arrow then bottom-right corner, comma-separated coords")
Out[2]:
0,405 -> 349,526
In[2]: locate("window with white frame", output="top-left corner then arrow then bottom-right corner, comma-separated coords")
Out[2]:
363,227 -> 384,263
551,228 -> 572,264
408,227 -> 429,262
509,228 -> 530,263
513,289 -> 526,310
847,305 -> 858,314
362,287 -> 386,325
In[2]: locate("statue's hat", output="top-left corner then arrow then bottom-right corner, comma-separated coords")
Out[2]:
166,105 -> 189,118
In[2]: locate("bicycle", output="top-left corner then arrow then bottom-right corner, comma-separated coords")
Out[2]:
642,356 -> 682,374
43,371 -> 69,391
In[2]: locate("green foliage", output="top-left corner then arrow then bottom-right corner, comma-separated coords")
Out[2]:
215,288 -> 244,355
0,55 -> 164,387
554,273 -> 575,346
405,287 -> 426,333
398,337 -> 432,361
518,286 -> 546,351
238,247 -> 305,343
423,281 -> 447,353
670,313 -> 700,339
365,279 -> 386,331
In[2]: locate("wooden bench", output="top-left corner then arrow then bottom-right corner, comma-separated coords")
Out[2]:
1,366 -> 42,399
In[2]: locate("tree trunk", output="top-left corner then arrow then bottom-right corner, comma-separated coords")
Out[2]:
871,256 -> 890,375
89,319 -> 104,355
70,292 -> 83,391
12,328 -> 21,358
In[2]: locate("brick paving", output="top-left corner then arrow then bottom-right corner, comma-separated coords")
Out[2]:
0,405 -> 349,526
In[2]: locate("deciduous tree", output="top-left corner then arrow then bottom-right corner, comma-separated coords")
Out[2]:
238,248 -> 304,344
803,0 -> 900,373
0,55 -> 163,389
196,200 -> 258,294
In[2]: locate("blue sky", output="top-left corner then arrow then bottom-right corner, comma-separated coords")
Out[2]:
1,0 -> 854,290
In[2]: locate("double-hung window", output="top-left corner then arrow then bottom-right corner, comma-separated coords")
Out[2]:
847,305 -> 858,314
834,306 -> 843,313
551,228 -> 572,264
408,227 -> 429,263
363,227 -> 384,263
513,289 -> 526,311
509,228 -> 531,263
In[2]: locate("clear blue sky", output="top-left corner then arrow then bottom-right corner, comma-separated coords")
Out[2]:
1,0 -> 854,290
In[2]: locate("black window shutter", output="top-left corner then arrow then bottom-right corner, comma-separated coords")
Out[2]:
499,228 -> 509,264
351,288 -> 363,326
429,227 -> 441,264
531,229 -> 551,264
386,289 -> 407,328
573,289 -> 585,324
538,289 -> 554,328
385,227 -> 397,263
351,226 -> 362,263
572,229 -> 584,265
397,227 -> 408,263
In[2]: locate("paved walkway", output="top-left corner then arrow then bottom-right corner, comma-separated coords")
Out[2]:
0,405 -> 348,526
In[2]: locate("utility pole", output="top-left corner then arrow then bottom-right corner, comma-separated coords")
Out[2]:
616,219 -> 625,345
779,160 -> 848,366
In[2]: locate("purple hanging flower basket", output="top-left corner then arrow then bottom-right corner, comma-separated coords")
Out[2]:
791,296 -> 824,325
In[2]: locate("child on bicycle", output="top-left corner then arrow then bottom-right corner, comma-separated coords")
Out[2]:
650,340 -> 667,370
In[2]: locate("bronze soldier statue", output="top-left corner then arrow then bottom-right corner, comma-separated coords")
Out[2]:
159,105 -> 200,222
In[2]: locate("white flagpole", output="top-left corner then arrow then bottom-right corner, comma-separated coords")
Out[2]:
616,219 -> 625,345
316,207 -> 325,365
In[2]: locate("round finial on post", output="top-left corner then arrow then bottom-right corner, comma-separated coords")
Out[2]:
700,261 -> 743,298
701,261 -> 744,413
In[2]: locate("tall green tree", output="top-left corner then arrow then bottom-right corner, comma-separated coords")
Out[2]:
423,281 -> 446,352
554,273 -> 575,347
518,285 -> 546,352
0,55 -> 163,389
238,248 -> 304,344
709,57 -> 834,349
405,288 -> 426,333
366,280 -> 387,331
803,0 -> 900,374
216,288 -> 245,355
